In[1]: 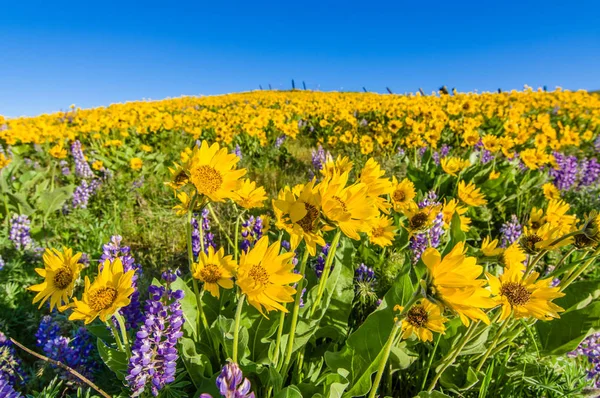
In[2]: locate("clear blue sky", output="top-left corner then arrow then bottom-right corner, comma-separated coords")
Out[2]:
1,1 -> 599,117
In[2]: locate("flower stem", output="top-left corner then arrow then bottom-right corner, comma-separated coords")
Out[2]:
10,337 -> 111,398
232,294 -> 246,363
367,323 -> 401,398
234,209 -> 246,262
309,229 -> 342,317
421,333 -> 441,391
280,249 -> 310,374
476,316 -> 511,371
107,321 -> 124,352
560,246 -> 600,291
272,309 -> 286,367
522,249 -> 548,280
206,203 -> 235,249
114,312 -> 130,354
427,321 -> 478,392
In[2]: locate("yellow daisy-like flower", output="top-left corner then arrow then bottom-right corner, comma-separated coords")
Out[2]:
543,182 -> 560,200
165,162 -> 191,191
69,258 -> 135,324
233,179 -> 267,209
486,264 -> 564,321
320,172 -> 378,240
458,181 -> 487,207
29,248 -> 83,312
422,243 -> 496,326
527,207 -> 545,232
359,158 -> 393,214
441,198 -> 471,232
192,246 -> 235,298
502,244 -> 527,268
402,202 -> 440,236
545,199 -> 577,235
130,157 -> 143,170
321,154 -> 354,179
92,160 -> 104,171
0,153 -> 11,169
140,144 -> 152,152
188,141 -> 246,202
173,191 -> 200,216
367,215 -> 396,247
49,144 -> 67,159
396,299 -> 447,342
390,177 -> 416,212
489,170 -> 500,180
481,236 -> 503,257
273,180 -> 325,256
440,157 -> 470,176
520,224 -> 571,254
236,237 -> 301,316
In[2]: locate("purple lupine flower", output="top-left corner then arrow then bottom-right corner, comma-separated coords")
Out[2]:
310,145 -> 328,176
126,286 -> 184,397
569,332 -> 600,388
579,158 -> 600,187
595,136 -> 600,153
410,192 -> 443,263
131,176 -> 145,190
315,244 -> 331,278
59,160 -> 71,176
500,215 -> 523,248
275,135 -> 286,148
101,235 -> 144,329
397,148 -> 406,157
234,144 -> 242,159
0,256 -> 5,271
215,362 -> 256,398
71,140 -> 94,179
549,152 -> 578,191
9,215 -> 32,251
281,240 -> 291,251
355,263 -> 375,283
432,144 -> 451,165
0,332 -> 26,387
240,216 -> 263,253
0,377 -> 21,398
191,217 -> 202,259
201,208 -> 216,253
418,146 -> 427,157
480,149 -> 493,164
161,268 -> 181,283
72,179 -> 101,209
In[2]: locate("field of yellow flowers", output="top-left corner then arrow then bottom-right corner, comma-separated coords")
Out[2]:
0,88 -> 599,398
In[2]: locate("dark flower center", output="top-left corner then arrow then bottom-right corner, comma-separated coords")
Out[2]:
521,234 -> 542,253
199,264 -> 222,283
249,265 -> 269,285
406,305 -> 429,327
500,282 -> 531,307
192,165 -> 223,194
392,190 -> 406,202
410,213 -> 428,230
53,267 -> 73,290
89,287 -> 118,312
297,203 -> 319,232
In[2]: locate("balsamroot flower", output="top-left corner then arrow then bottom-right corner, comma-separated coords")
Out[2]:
367,215 -> 396,247
236,237 -> 300,316
359,158 -> 393,214
457,181 -> 487,207
192,246 -> 236,298
29,248 -> 83,312
390,177 -> 416,211
126,286 -> 184,397
233,179 -> 267,209
422,243 -> 496,326
395,299 -> 447,342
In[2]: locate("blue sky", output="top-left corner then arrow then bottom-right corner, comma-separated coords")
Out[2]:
1,1 -> 599,117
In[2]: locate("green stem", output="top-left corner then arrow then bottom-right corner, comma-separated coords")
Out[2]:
234,209 -> 246,261
107,322 -> 124,352
522,250 -> 547,280
280,249 -> 310,374
232,294 -> 246,363
114,312 -> 130,354
421,333 -> 441,391
427,321 -> 478,392
560,246 -> 600,291
272,310 -> 286,367
206,203 -> 235,249
367,323 -> 401,398
554,247 -> 576,273
476,316 -> 511,371
50,163 -> 56,192
309,229 -> 342,317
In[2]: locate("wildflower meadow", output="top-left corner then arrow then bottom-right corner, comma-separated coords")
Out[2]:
1,88 -> 600,397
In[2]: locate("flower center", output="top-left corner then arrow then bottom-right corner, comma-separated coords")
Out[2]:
248,265 -> 269,285
88,287 -> 118,312
392,189 -> 406,202
521,234 -> 542,253
53,267 -> 73,290
199,264 -> 222,283
574,233 -> 595,249
192,165 -> 223,194
371,227 -> 385,238
174,170 -> 189,186
331,195 -> 348,213
297,203 -> 319,233
500,282 -> 531,306
406,305 -> 428,327
410,212 -> 429,230
530,221 -> 540,230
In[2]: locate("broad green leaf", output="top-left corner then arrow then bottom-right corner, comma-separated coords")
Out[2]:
97,338 -> 127,380
416,392 -> 452,398
180,337 -> 212,389
172,277 -> 198,340
274,385 -> 303,398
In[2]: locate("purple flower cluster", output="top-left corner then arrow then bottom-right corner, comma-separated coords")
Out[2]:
0,332 -> 26,388
161,268 -> 181,283
191,209 -> 215,257
315,244 -> 331,278
355,263 -> 375,283
569,332 -> 600,388
432,144 -> 451,165
275,135 -> 286,148
397,148 -> 406,157
200,362 -> 255,398
500,215 -> 523,248
310,145 -> 329,175
59,160 -> 70,176
578,158 -> 600,187
35,316 -> 98,380
70,140 -> 94,179
549,152 -> 579,191
72,178 -> 101,209
234,144 -> 242,159
9,214 -> 32,251
0,377 -> 21,398
240,216 -> 264,253
126,285 -> 184,397
101,235 -> 144,329
409,192 -> 444,263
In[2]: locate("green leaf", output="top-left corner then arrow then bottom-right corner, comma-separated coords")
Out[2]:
554,280 -> 600,312
415,392 -> 452,398
536,301 -> 600,355
443,211 -> 465,256
38,186 -> 74,220
172,277 -> 198,340
97,338 -> 127,380
274,386 -> 303,398
180,337 -> 212,389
